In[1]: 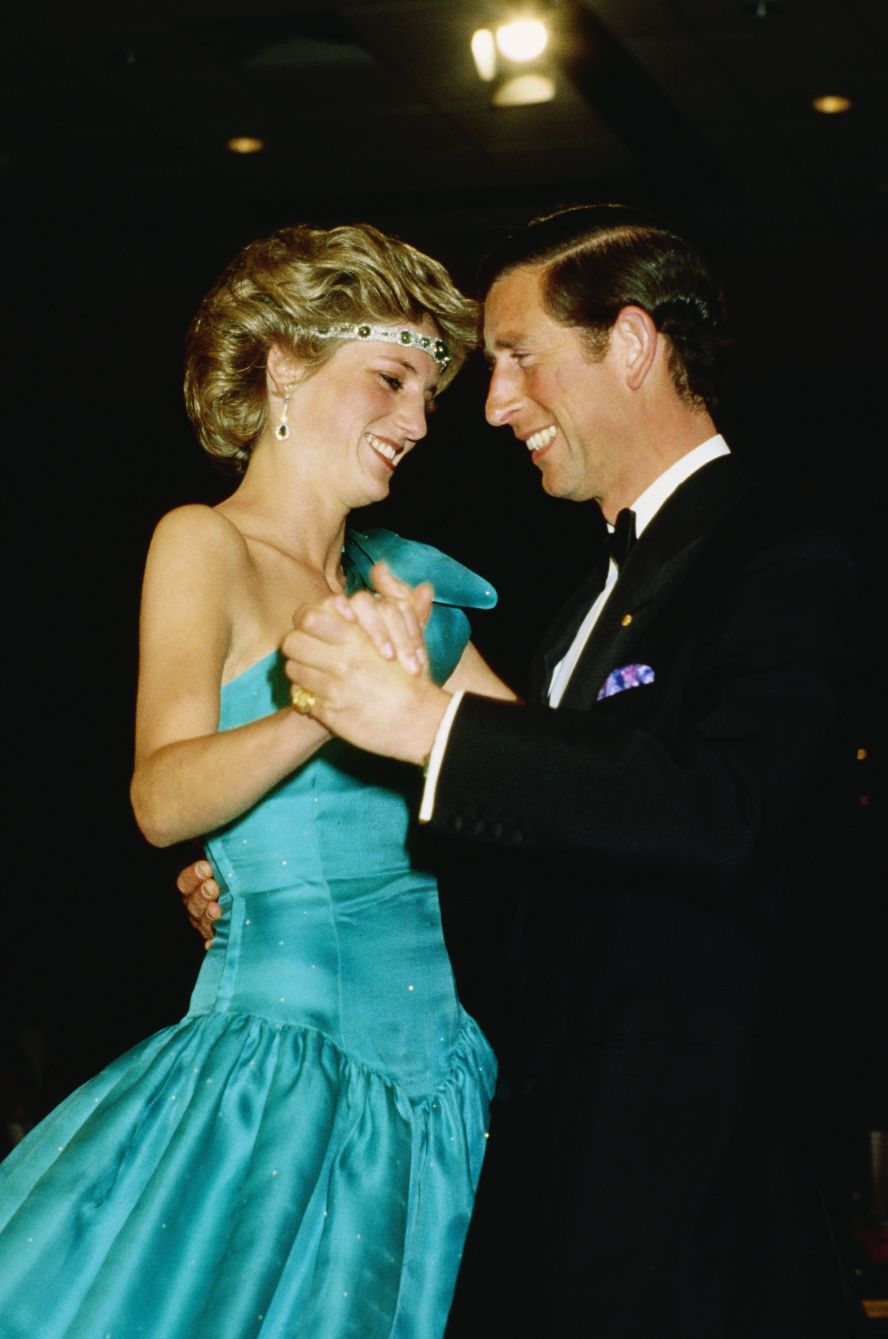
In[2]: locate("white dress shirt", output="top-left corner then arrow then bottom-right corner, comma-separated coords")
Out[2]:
419,434 -> 730,821
548,434 -> 730,705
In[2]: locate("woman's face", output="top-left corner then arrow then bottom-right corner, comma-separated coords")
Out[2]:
291,317 -> 443,507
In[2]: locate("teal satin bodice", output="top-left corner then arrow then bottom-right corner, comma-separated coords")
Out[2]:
192,660 -> 462,1098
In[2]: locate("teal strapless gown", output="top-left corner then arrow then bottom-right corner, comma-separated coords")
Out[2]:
0,531 -> 498,1339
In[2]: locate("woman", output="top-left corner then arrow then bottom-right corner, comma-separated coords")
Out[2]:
0,223 -> 514,1337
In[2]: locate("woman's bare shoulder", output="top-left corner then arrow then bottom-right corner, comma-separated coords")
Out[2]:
147,503 -> 250,570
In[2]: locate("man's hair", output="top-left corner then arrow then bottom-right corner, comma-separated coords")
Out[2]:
481,204 -> 726,411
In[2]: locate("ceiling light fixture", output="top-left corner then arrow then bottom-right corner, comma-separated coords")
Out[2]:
470,28 -> 497,81
812,94 -> 852,115
227,136 -> 265,154
492,71 -> 555,106
470,10 -> 555,107
495,18 -> 548,62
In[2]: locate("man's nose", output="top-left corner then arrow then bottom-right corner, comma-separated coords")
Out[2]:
485,364 -> 520,427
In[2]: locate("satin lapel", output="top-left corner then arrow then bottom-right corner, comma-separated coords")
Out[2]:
557,456 -> 751,709
530,551 -> 609,702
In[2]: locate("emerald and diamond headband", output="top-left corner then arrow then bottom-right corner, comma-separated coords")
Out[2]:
301,323 -> 452,373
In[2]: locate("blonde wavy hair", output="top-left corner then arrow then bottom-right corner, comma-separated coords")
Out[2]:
184,223 -> 480,471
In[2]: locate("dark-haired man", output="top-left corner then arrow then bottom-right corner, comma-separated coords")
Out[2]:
183,206 -> 859,1336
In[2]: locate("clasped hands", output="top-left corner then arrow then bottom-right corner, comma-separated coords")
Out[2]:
280,560 -> 450,766
179,562 -> 450,946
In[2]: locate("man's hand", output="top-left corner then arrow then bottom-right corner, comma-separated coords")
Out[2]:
177,860 -> 221,948
281,585 -> 449,765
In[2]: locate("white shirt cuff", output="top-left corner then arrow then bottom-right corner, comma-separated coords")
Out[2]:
418,690 -> 465,823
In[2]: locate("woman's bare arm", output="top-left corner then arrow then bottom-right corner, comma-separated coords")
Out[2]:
130,506 -> 329,847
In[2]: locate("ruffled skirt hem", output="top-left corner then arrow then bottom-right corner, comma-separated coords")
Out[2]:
0,1009 -> 496,1339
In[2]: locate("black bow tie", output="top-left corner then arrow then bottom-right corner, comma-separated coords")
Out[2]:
606,508 -> 637,570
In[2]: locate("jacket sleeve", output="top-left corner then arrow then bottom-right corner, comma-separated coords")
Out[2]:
427,524 -> 857,897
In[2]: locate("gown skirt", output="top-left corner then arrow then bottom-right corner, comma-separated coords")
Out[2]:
0,532 -> 498,1339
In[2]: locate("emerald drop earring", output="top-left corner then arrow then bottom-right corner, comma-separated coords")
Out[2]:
275,387 -> 291,441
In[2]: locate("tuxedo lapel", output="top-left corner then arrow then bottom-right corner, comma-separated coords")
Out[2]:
530,552 -> 609,701
554,456 -> 751,709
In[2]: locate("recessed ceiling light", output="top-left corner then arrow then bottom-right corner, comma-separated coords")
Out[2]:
492,72 -> 556,107
227,136 -> 265,154
471,28 -> 497,82
495,19 -> 549,63
812,94 -> 852,115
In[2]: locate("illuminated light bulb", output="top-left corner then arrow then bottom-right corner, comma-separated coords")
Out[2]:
471,28 -> 497,81
495,18 -> 549,63
812,94 -> 852,115
227,136 -> 265,154
492,72 -> 556,106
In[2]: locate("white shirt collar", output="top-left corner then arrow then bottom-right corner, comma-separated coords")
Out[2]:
623,434 -> 730,538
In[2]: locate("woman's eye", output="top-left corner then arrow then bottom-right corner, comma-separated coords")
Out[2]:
379,373 -> 403,391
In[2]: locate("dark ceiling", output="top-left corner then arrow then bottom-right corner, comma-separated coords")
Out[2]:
8,0 -> 888,243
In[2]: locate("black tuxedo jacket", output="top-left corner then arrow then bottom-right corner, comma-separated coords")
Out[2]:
438,457 -> 862,1338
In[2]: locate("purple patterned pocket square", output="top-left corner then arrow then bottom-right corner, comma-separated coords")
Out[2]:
597,663 -> 655,701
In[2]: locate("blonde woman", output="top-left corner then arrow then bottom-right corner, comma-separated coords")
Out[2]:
0,224 -> 514,1338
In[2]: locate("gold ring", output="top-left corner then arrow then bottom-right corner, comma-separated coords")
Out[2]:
290,684 -> 317,716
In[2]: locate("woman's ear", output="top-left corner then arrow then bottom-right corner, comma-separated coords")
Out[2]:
612,305 -> 658,391
266,344 -> 299,397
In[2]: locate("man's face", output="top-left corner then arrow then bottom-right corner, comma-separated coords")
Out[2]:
483,265 -> 627,506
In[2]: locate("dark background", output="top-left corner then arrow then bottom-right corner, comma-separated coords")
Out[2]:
4,0 -> 887,1311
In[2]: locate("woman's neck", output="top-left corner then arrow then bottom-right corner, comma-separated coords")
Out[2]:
218,442 -> 349,590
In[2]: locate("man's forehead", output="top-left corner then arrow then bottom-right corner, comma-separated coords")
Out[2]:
483,265 -> 548,346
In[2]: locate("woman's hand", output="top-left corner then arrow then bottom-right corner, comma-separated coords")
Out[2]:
312,563 -> 434,674
282,600 -> 449,766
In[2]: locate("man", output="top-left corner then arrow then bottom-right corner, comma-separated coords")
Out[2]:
182,206 -> 860,1336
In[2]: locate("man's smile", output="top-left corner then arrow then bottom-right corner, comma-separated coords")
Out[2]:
524,424 -> 557,456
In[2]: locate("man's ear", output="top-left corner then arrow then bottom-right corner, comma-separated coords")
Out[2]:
266,344 -> 299,397
612,305 -> 658,390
